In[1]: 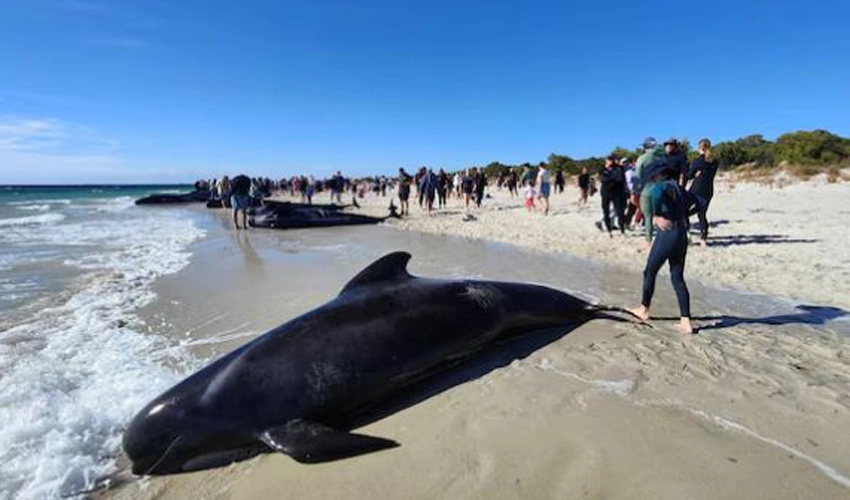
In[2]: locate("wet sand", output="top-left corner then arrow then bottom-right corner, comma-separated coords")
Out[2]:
104,195 -> 850,499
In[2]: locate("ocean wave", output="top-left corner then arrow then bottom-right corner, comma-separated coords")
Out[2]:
0,214 -> 205,499
8,199 -> 72,206
14,204 -> 51,212
0,213 -> 65,228
93,196 -> 135,213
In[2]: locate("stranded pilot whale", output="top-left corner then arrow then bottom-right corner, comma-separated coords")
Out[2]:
123,252 -> 637,475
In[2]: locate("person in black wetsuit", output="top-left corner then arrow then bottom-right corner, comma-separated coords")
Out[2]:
663,138 -> 689,187
598,156 -> 627,236
686,138 -> 718,246
630,166 -> 694,334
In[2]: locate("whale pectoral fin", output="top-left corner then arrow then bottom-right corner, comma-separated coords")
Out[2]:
259,420 -> 399,463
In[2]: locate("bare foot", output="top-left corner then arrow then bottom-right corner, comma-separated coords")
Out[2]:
628,305 -> 650,321
678,317 -> 694,334
699,239 -> 707,248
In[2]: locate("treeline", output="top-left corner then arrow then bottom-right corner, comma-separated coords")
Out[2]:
474,129 -> 850,178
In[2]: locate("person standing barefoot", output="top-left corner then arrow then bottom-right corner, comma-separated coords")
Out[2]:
630,166 -> 694,334
686,138 -> 719,246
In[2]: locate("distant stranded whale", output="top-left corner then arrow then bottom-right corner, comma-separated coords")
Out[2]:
135,190 -> 211,205
248,200 -> 397,229
123,252 -> 635,475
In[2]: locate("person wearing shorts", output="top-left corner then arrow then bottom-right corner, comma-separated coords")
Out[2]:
536,162 -> 551,215
230,174 -> 252,230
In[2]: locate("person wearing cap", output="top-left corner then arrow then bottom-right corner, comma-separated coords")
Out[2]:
629,164 -> 694,334
634,137 -> 665,244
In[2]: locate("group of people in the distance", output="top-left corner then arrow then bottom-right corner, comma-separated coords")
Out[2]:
389,136 -> 719,334
613,136 -> 718,335
207,175 -> 274,230
395,167 -> 491,216
507,164 -> 566,216
593,137 -> 716,247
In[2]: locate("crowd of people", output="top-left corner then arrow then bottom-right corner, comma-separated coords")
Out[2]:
203,135 -> 719,334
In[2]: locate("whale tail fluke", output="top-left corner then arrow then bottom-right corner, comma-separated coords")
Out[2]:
259,420 -> 399,464
586,304 -> 653,326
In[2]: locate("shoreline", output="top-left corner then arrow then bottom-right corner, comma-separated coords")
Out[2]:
102,199 -> 850,499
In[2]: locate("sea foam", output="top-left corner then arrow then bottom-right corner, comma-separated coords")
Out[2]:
0,201 -> 205,499
0,213 -> 65,228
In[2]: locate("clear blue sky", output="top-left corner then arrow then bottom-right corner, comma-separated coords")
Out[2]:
1,0 -> 848,183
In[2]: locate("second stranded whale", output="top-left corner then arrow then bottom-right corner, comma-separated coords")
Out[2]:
123,252 -> 638,475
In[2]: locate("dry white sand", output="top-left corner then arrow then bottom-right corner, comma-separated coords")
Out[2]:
103,179 -> 850,499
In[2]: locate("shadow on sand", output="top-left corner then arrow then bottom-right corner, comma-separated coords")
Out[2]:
706,234 -> 818,247
656,305 -> 847,332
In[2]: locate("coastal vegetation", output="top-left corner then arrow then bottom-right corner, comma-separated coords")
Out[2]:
475,129 -> 850,181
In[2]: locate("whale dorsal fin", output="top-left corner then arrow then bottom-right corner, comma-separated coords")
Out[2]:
340,252 -> 412,294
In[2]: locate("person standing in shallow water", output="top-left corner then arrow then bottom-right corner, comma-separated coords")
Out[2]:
630,166 -> 694,334
230,174 -> 251,230
686,138 -> 718,246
